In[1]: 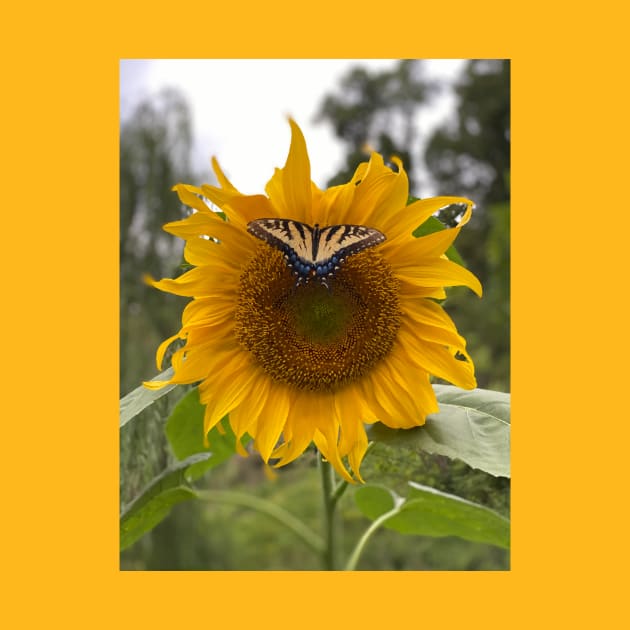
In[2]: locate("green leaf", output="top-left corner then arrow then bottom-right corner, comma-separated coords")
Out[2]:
395,482 -> 509,548
119,453 -> 210,550
354,485 -> 398,519
165,387 -> 246,480
369,386 -> 510,477
120,368 -> 177,428
355,483 -> 510,549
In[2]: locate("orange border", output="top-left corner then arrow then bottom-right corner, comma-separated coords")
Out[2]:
6,1 -> 620,626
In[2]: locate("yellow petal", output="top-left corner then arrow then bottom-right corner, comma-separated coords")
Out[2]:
253,382 -> 291,462
198,352 -> 258,435
313,426 -> 354,484
313,180 -> 356,226
181,296 -> 235,330
346,153 -> 406,227
365,361 -> 422,428
149,264 -> 239,298
211,156 -> 241,194
264,119 -> 312,222
155,332 -> 181,370
182,233 -> 250,269
395,257 -> 482,297
383,196 -> 473,242
334,389 -> 369,482
401,299 -> 468,350
142,378 -> 172,391
385,347 -> 438,419
272,391 -> 318,467
398,322 -> 477,390
229,368 -> 271,454
172,184 -> 214,214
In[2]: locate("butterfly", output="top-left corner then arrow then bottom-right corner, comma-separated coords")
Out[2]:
247,218 -> 386,286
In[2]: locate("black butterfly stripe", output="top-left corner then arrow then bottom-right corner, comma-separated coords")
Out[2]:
324,225 -> 340,242
293,221 -> 307,241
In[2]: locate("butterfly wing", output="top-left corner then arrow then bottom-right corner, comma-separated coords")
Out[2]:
247,219 -> 386,285
314,224 -> 385,266
247,218 -> 314,262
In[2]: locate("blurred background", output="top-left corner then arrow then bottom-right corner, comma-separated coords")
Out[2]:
120,59 -> 510,570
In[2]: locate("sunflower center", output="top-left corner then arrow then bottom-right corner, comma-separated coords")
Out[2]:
235,245 -> 401,391
288,285 -> 351,344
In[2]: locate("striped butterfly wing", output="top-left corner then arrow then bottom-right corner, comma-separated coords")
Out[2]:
247,218 -> 385,284
313,224 -> 385,266
247,218 -> 315,261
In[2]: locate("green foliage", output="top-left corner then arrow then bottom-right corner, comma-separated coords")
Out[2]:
120,376 -> 510,568
120,454 -> 209,550
165,387 -> 250,477
355,483 -> 509,549
121,386 -> 253,551
369,386 -> 510,478
122,454 -> 509,570
119,368 -> 176,428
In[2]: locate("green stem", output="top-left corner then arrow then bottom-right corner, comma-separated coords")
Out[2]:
319,457 -> 337,570
344,506 -> 400,571
331,479 -> 349,506
197,489 -> 324,556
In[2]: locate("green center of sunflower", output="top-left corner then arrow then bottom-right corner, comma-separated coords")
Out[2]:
287,285 -> 351,344
235,245 -> 401,391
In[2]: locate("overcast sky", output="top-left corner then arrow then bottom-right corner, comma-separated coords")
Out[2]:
120,59 -> 466,196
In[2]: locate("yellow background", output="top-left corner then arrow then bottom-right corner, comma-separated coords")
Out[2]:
3,1 -> 626,627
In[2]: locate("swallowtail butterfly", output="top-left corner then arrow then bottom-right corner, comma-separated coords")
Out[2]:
247,218 -> 386,286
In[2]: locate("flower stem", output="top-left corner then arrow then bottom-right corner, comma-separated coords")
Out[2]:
196,489 -> 324,556
319,456 -> 337,570
344,506 -> 400,571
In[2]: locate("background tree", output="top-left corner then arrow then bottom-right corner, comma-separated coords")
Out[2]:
424,59 -> 510,392
315,59 -> 438,190
120,88 -> 199,395
120,89 -> 208,568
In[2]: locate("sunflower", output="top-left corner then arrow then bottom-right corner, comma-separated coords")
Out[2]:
145,119 -> 481,483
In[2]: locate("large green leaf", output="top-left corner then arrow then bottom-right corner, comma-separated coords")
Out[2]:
368,386 -> 510,478
119,368 -> 177,428
119,453 -> 210,550
165,387 -> 246,480
355,482 -> 510,549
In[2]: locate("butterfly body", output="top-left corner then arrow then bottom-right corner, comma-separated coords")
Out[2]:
247,218 -> 386,286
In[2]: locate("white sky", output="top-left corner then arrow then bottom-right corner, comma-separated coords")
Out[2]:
120,59 -> 466,196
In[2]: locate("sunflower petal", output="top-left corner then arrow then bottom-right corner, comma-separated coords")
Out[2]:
211,157 -> 241,194
395,257 -> 483,297
265,118 -> 312,222
253,382 -> 291,462
229,369 -> 270,454
313,427 -> 354,484
148,264 -> 239,298
398,322 -> 477,390
384,196 -> 473,241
